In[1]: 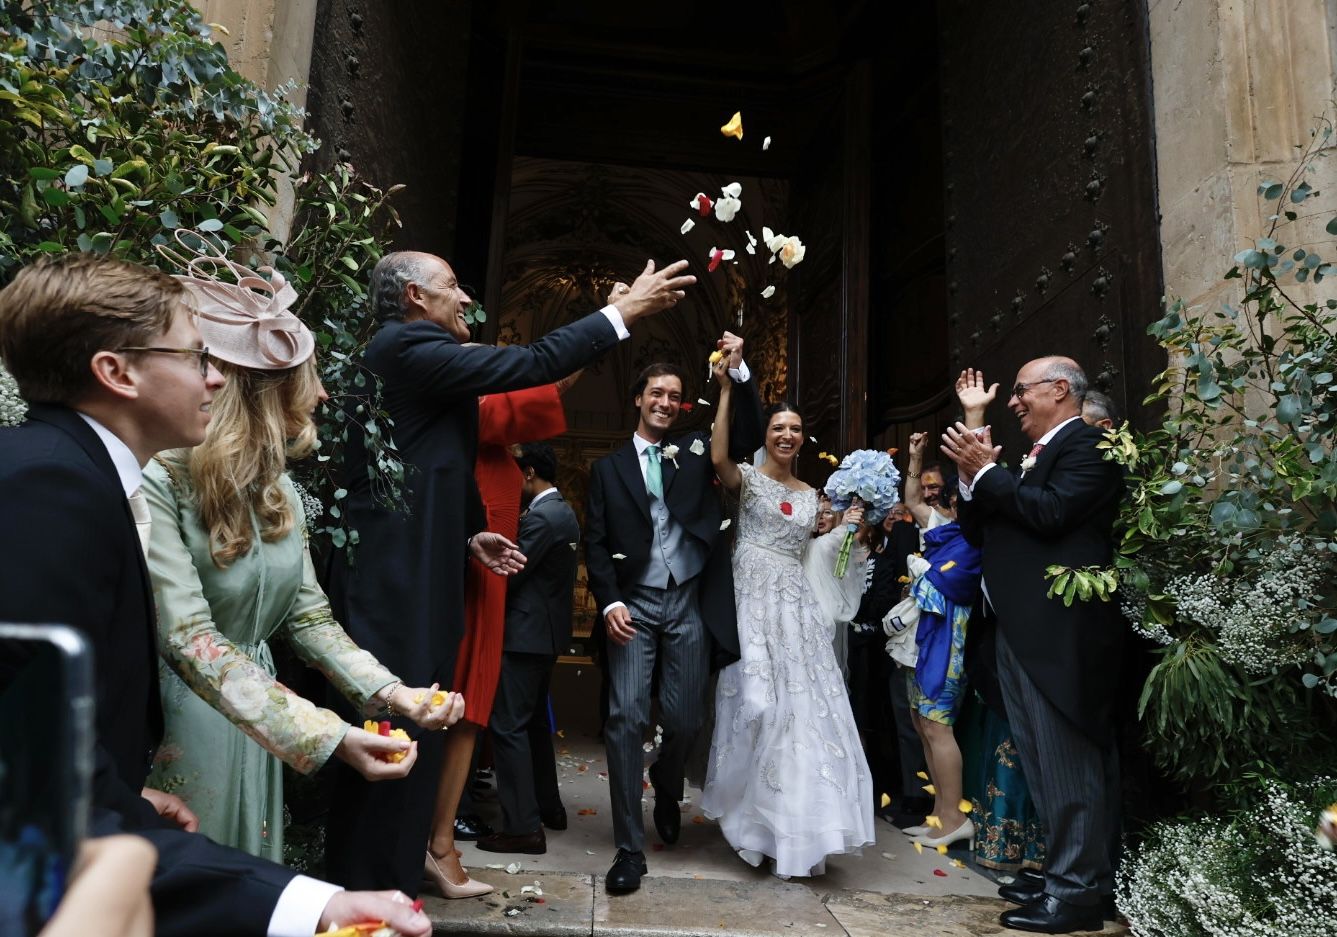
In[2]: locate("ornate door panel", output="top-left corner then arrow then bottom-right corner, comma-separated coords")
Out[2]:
938,0 -> 1162,456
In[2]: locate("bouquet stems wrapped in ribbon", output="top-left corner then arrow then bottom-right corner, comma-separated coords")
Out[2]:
823,449 -> 902,578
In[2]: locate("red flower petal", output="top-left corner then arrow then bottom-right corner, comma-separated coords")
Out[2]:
708,248 -> 724,272
680,401 -> 694,412
697,194 -> 714,216
933,868 -> 948,877
378,720 -> 391,736
779,501 -> 793,516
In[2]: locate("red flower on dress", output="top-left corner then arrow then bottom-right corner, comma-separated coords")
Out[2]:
779,501 -> 793,516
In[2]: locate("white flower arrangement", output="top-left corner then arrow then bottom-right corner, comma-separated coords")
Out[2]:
660,443 -> 680,468
1118,778 -> 1337,937
1020,454 -> 1038,472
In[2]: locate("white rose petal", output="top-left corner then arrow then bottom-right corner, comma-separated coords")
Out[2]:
745,244 -> 756,255
745,229 -> 758,247
714,195 -> 741,223
720,249 -> 736,261
779,235 -> 806,268
612,553 -> 627,560
761,285 -> 776,299
681,218 -> 695,235
762,226 -> 776,245
721,182 -> 742,198
505,862 -> 522,874
720,519 -> 731,531
689,438 -> 705,455
763,135 -> 772,150
697,398 -> 711,406
569,542 -> 578,550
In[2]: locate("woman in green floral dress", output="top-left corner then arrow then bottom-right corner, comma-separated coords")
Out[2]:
144,238 -> 461,861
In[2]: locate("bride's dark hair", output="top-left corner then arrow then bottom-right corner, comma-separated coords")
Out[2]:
763,401 -> 804,425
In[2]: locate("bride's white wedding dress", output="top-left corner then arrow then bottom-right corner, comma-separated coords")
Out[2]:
701,463 -> 875,877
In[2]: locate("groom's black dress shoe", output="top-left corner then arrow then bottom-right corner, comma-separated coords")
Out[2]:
605,849 -> 647,893
453,814 -> 492,841
648,764 -> 680,845
999,881 -> 1118,923
999,892 -> 1104,933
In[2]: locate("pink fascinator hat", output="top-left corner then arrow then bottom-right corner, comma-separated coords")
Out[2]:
156,228 -> 314,371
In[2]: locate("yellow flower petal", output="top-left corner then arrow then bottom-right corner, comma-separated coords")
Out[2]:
720,111 -> 744,140
936,844 -> 949,855
923,783 -> 937,795
949,858 -> 966,869
959,799 -> 973,814
916,771 -> 929,780
925,815 -> 943,829
912,841 -> 923,854
939,560 -> 957,571
879,793 -> 891,808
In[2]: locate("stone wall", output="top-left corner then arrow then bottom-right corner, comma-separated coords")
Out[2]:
1149,0 -> 1337,312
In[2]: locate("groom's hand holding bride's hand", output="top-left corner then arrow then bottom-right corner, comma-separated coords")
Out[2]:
605,605 -> 637,645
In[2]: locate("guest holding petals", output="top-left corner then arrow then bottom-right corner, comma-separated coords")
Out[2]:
143,232 -> 461,862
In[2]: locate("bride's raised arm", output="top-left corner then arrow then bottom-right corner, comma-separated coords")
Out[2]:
711,357 -> 743,492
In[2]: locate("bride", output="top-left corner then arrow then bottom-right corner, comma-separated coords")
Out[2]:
700,358 -> 876,877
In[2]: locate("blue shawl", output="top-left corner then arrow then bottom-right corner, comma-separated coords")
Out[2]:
911,521 -> 982,701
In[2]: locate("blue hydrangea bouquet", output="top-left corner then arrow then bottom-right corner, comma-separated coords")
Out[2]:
823,449 -> 902,577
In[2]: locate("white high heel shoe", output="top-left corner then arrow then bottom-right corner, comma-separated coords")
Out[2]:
911,817 -> 975,849
902,824 -> 931,837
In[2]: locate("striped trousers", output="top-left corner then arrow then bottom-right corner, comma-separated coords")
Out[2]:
996,627 -> 1120,906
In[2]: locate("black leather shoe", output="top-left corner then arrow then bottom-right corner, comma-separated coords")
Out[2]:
605,849 -> 647,893
453,814 -> 493,841
1018,868 -> 1045,888
648,764 -> 680,845
540,806 -> 568,831
999,881 -> 1041,905
1000,893 -> 1103,933
476,828 -> 546,855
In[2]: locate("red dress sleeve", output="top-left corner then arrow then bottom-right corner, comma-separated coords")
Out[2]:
477,383 -> 567,447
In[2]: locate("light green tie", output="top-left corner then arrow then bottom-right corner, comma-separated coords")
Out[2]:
645,444 -> 663,499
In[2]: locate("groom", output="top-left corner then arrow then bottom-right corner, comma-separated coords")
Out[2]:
584,332 -> 763,893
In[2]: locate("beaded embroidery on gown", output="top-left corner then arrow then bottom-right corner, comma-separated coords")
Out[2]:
701,463 -> 875,877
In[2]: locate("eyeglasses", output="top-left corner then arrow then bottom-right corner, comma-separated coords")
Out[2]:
1011,378 -> 1059,399
118,346 -> 211,377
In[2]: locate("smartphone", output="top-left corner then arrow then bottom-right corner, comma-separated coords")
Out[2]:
0,624 -> 95,937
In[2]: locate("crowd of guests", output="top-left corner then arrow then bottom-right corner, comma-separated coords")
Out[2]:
0,232 -> 1129,936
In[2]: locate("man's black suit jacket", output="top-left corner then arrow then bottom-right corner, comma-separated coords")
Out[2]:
0,404 -> 294,936
328,312 -> 620,689
503,491 -> 580,657
956,417 -> 1125,742
584,378 -> 763,669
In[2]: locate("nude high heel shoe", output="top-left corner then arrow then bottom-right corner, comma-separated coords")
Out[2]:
424,849 -> 493,898
911,817 -> 976,849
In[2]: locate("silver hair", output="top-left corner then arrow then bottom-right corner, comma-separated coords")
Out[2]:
1043,358 -> 1089,404
369,252 -> 435,323
1082,389 -> 1118,423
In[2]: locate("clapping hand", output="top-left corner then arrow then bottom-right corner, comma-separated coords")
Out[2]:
470,531 -> 526,575
940,421 -> 1002,485
614,260 -> 697,326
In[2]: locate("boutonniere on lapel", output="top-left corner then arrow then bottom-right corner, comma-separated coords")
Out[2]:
779,501 -> 793,516
1020,453 -> 1038,473
689,438 -> 705,457
661,443 -> 680,468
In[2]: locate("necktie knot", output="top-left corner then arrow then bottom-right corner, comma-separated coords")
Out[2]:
1027,442 -> 1046,459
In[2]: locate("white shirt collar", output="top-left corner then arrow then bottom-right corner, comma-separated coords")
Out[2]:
1035,415 -> 1083,448
528,487 -> 559,508
77,412 -> 144,497
633,432 -> 664,456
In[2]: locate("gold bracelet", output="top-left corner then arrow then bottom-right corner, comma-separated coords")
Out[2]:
380,681 -> 403,716
906,470 -> 921,479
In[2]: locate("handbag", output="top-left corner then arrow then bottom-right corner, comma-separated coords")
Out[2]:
883,554 -> 929,667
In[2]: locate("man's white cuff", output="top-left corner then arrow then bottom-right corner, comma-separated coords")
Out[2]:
602,600 -> 627,618
267,875 -> 342,937
729,360 -> 751,383
601,305 -> 631,341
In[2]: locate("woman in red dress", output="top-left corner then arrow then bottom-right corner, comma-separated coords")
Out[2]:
425,381 -> 569,896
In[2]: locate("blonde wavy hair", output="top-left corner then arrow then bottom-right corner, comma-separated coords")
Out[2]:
178,356 -> 322,567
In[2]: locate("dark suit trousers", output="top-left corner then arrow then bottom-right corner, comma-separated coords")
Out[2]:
324,722 -> 446,895
490,651 -> 563,834
997,628 -> 1119,905
605,579 -> 708,854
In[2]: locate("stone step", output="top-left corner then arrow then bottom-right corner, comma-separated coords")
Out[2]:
423,871 -> 1132,937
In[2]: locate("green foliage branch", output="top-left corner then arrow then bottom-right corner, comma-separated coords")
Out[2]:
1097,119 -> 1337,800
0,0 -> 407,553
